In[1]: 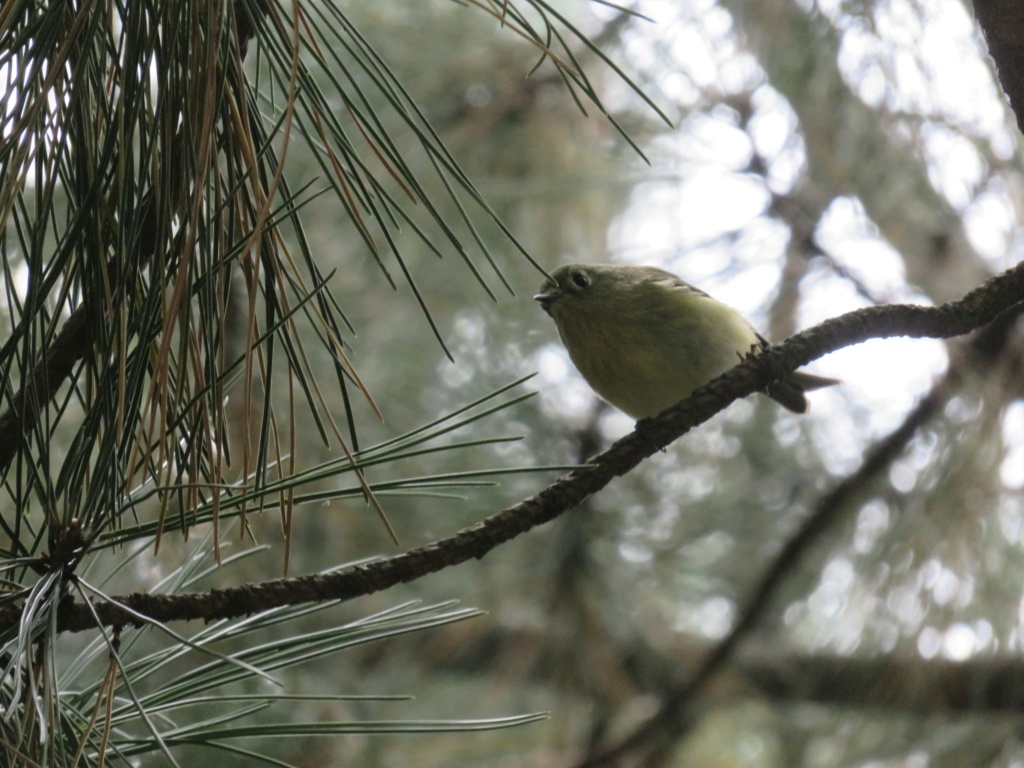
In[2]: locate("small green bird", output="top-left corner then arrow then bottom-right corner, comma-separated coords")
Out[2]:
534,263 -> 838,418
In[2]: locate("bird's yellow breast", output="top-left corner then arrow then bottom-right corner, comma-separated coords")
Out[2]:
551,284 -> 759,419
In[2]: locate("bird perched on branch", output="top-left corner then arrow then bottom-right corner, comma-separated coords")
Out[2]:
534,263 -> 838,418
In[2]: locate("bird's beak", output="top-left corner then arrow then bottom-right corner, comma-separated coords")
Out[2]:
533,291 -> 558,316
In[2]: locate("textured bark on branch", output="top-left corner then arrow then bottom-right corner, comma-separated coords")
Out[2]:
6,258 -> 1021,637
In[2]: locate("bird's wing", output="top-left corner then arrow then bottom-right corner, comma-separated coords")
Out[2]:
640,269 -> 714,299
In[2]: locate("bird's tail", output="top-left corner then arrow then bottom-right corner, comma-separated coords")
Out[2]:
766,371 -> 841,413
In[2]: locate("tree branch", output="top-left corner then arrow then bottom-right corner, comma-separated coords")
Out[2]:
573,293 -> 1024,768
743,650 -> 1024,713
2,259 -> 1020,636
972,0 -> 1024,135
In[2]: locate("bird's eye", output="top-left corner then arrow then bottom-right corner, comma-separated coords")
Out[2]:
571,271 -> 590,289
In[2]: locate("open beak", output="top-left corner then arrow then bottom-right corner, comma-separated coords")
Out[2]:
533,291 -> 558,316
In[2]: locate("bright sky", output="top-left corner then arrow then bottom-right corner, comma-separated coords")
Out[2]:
530,0 -> 1024,660
537,0 -> 1022,488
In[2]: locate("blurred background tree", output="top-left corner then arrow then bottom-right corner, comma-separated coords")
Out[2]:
1,0 -> 1023,766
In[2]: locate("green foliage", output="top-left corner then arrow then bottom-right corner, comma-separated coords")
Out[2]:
2,0 -> 1023,766
0,0 -> 639,763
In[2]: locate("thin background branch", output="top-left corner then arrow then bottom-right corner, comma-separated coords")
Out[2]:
575,299 -> 1024,767
7,257 -> 1021,636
